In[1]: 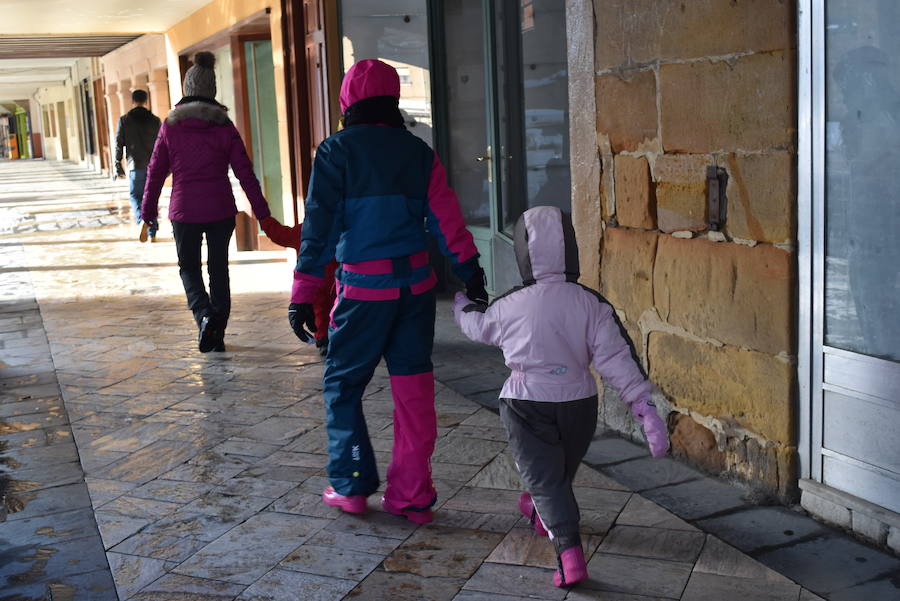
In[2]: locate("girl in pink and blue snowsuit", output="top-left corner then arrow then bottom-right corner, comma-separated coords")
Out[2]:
289,59 -> 487,524
454,206 -> 668,588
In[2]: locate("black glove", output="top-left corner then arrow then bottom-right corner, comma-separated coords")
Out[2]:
465,266 -> 489,304
288,302 -> 316,343
114,164 -> 125,180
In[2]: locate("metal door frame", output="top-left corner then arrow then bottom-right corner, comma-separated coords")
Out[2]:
797,0 -> 817,482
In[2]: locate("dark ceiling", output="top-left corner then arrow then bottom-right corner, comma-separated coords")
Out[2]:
0,35 -> 141,59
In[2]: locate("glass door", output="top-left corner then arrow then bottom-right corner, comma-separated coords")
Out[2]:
806,0 -> 900,513
443,0 -> 570,294
443,0 -> 496,289
337,0 -> 571,294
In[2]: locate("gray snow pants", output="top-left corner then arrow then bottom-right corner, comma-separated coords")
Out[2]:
499,395 -> 598,552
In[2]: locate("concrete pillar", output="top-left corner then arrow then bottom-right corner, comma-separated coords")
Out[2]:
106,81 -> 121,127
117,78 -> 133,121
106,82 -> 122,168
148,68 -> 171,116
132,72 -> 149,103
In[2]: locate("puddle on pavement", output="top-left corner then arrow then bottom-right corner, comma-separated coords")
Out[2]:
0,438 -> 39,521
35,526 -> 77,539
0,545 -> 57,587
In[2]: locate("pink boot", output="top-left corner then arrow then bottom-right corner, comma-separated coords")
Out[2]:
381,496 -> 434,524
518,493 -> 548,536
554,546 -> 588,587
322,487 -> 367,514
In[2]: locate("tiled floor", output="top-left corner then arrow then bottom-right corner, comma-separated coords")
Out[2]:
0,160 -> 847,600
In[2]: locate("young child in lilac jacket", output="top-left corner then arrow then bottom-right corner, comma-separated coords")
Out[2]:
453,205 -> 668,588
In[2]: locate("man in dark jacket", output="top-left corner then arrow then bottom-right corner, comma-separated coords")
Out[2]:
115,89 -> 161,239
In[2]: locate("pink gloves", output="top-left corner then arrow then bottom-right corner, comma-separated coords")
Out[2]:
631,399 -> 669,458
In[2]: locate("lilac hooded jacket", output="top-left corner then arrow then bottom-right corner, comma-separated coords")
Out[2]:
453,206 -> 652,404
141,100 -> 271,224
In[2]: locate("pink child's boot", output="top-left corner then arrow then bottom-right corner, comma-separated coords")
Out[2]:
553,545 -> 588,587
518,493 -> 548,536
381,496 -> 434,524
322,487 -> 367,514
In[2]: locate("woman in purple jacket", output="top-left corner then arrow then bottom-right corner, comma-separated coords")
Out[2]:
454,206 -> 669,588
142,52 -> 275,352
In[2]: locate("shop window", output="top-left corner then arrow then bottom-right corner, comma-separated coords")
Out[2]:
340,1 -> 433,146
824,0 -> 900,361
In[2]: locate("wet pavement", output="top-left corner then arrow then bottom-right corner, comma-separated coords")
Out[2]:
0,160 -> 883,600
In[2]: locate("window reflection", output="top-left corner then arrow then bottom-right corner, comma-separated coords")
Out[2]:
825,0 -> 900,362
340,1 -> 433,146
444,0 -> 491,228
501,0 -> 571,232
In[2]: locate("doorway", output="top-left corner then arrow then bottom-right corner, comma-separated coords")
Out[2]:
244,39 -> 285,227
56,101 -> 68,159
800,0 -> 900,514
14,108 -> 30,159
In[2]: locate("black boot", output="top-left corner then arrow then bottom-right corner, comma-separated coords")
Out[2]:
198,315 -> 219,353
212,330 -> 226,352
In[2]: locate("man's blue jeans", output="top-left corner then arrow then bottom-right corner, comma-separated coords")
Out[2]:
129,168 -> 155,237
128,168 -> 147,224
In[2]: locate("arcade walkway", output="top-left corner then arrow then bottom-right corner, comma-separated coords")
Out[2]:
0,161 -> 884,600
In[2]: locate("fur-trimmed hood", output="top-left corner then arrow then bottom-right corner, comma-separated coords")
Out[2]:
166,100 -> 230,126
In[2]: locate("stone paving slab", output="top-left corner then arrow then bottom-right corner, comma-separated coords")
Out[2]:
696,506 -> 829,553
639,478 -> 750,521
680,572 -> 801,601
603,456 -> 705,492
693,537 -> 795,585
0,569 -> 118,601
755,534 -> 900,596
464,562 -> 565,600
598,525 -> 706,563
3,161 -> 899,600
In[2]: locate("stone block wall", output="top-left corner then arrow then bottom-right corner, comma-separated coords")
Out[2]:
590,0 -> 797,500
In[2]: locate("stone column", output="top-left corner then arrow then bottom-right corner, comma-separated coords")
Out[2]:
106,82 -> 121,129
147,68 -> 171,116
117,78 -> 133,121
131,73 -> 149,115
105,81 -> 122,168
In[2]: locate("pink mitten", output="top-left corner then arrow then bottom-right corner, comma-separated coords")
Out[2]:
631,399 -> 669,458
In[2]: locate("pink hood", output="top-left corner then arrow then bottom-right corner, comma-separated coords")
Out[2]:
340,59 -> 401,113
514,205 -> 580,284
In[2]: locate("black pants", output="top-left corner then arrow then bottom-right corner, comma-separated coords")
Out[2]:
171,217 -> 235,329
500,395 -> 598,553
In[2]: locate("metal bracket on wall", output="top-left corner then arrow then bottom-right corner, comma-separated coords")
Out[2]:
707,165 -> 728,231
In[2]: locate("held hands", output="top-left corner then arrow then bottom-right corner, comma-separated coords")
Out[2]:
288,302 -> 317,343
260,217 -> 301,250
465,266 -> 489,304
631,399 -> 669,458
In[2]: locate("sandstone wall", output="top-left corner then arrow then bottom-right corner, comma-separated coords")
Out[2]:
590,0 -> 797,499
